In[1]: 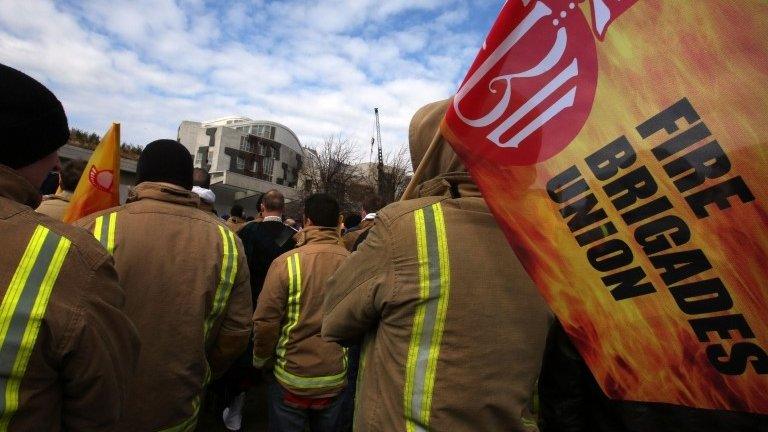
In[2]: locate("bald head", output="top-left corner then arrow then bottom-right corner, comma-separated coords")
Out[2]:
261,189 -> 285,216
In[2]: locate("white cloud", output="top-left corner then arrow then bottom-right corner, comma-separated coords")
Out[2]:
0,0 -> 496,156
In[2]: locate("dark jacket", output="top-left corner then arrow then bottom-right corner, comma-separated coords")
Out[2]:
539,320 -> 768,432
238,219 -> 297,306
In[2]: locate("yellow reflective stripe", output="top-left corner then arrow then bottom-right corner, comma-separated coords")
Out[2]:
204,226 -> 238,343
404,203 -> 451,432
404,209 -> 429,432
0,227 -> 46,347
106,213 -> 118,254
274,364 -> 346,390
92,215 -> 104,244
162,227 -> 237,432
276,253 -> 301,368
0,226 -> 71,430
92,213 -> 118,254
423,203 -> 449,420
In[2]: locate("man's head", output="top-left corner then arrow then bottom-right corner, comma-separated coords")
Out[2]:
136,139 -> 193,190
261,189 -> 285,216
344,212 -> 362,229
0,64 -> 70,188
230,204 -> 244,219
192,168 -> 211,189
362,194 -> 385,216
303,193 -> 339,228
59,159 -> 87,193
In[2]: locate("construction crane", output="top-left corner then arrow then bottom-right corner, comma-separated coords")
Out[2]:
373,108 -> 387,198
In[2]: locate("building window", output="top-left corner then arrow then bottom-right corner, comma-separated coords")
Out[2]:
273,145 -> 281,160
236,156 -> 244,170
252,160 -> 259,172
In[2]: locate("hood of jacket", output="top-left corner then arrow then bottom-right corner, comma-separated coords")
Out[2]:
0,164 -> 42,208
294,226 -> 343,247
127,181 -> 200,208
404,99 -> 480,200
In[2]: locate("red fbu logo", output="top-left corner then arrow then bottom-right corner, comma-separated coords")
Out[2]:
443,0 -> 639,166
88,166 -> 115,193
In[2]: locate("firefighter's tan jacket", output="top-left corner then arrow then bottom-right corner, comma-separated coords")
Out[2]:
0,164 -> 139,431
253,226 -> 349,397
323,100 -> 551,431
75,181 -> 252,432
35,190 -> 72,221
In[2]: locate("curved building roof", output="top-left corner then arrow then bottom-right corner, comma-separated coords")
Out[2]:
204,116 -> 303,155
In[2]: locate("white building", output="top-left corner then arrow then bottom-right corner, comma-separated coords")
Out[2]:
178,117 -> 304,216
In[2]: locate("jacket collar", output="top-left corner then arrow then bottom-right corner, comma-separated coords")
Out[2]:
295,226 -> 343,247
0,164 -> 42,208
127,182 -> 200,208
48,190 -> 73,202
415,171 -> 481,199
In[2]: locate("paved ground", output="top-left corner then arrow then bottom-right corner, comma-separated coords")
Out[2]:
196,382 -> 270,432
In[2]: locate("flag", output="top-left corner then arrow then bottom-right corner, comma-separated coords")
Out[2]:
442,0 -> 768,413
63,123 -> 121,223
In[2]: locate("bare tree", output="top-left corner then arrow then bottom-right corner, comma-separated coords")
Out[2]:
300,134 -> 364,210
379,145 -> 412,203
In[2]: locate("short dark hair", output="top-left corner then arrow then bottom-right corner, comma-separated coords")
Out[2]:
262,190 -> 285,212
193,168 -> 210,188
60,159 -> 87,192
304,193 -> 339,227
344,212 -> 362,229
230,204 -> 244,218
362,194 -> 385,214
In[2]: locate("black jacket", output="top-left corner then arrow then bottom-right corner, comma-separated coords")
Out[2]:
539,321 -> 768,432
238,220 -> 296,308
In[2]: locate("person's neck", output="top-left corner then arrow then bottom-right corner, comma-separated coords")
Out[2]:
263,211 -> 282,219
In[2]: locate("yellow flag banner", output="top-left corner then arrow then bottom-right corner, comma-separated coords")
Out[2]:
63,123 -> 121,223
442,0 -> 767,413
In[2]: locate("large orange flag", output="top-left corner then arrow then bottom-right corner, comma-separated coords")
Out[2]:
442,0 -> 767,414
63,123 -> 121,223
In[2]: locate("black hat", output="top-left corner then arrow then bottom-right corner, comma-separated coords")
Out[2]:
136,140 -> 193,190
0,64 -> 69,169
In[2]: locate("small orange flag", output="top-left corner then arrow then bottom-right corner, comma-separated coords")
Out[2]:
63,123 -> 121,223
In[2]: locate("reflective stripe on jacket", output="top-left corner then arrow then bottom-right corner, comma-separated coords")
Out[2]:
252,226 -> 349,397
75,181 -> 252,432
322,100 -> 551,432
0,164 -> 139,431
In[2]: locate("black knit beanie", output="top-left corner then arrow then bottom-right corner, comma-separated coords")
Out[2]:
0,64 -> 69,169
136,140 -> 194,190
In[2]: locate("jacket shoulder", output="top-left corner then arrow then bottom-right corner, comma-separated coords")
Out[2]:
376,196 -> 446,228
72,205 -> 124,229
28,209 -> 113,271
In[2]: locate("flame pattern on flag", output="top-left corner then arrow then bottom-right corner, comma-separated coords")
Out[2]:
443,0 -> 768,413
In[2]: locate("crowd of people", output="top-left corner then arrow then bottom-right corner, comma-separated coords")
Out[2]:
1,62 -> 767,432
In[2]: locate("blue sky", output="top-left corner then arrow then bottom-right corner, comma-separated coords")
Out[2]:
0,0 -> 501,157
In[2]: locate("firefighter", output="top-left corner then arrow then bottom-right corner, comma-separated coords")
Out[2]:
74,139 -> 253,431
322,99 -> 551,431
0,63 -> 139,431
252,193 -> 349,432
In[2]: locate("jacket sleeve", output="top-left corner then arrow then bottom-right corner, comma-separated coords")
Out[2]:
251,255 -> 289,368
61,257 -> 140,431
208,240 -> 253,378
322,221 -> 391,345
538,320 -> 591,432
